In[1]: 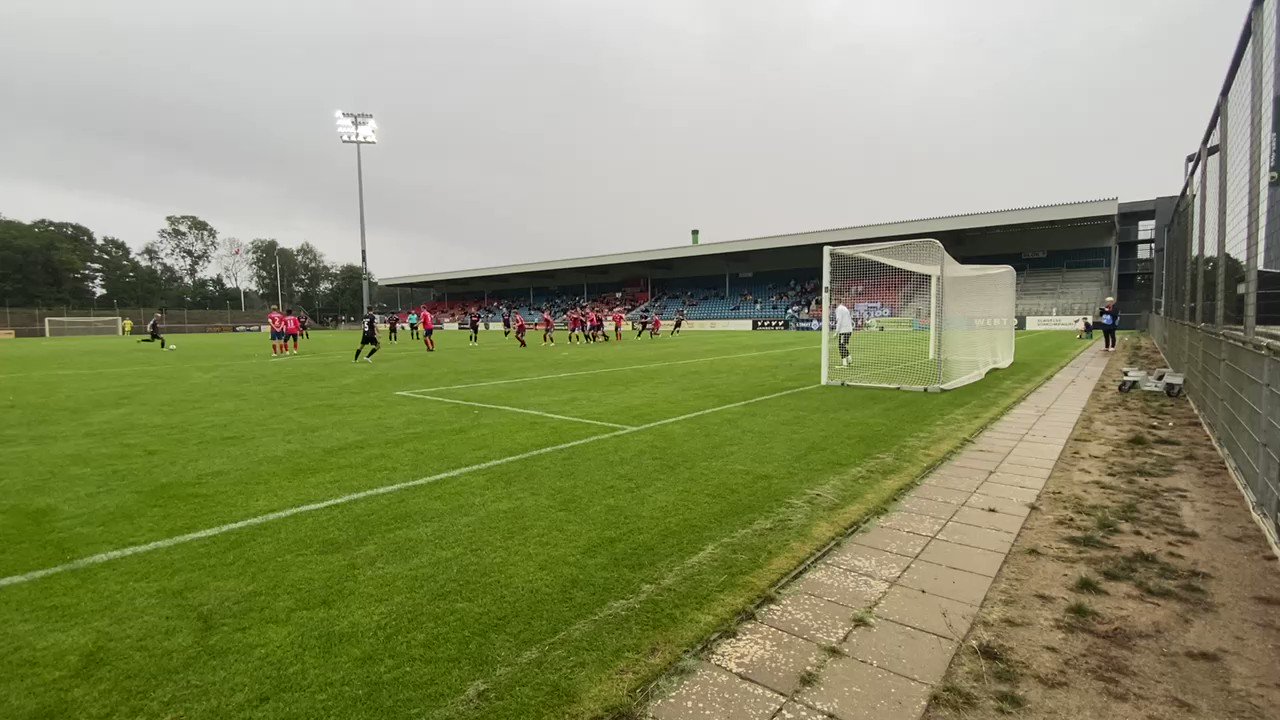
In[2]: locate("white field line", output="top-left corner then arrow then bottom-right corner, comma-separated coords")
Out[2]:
0,384 -> 819,590
397,392 -> 634,429
400,345 -> 811,394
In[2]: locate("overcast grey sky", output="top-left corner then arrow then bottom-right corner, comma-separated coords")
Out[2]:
0,1 -> 1247,278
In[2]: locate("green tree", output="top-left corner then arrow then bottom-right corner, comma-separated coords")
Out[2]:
95,236 -> 143,307
246,238 -> 299,305
156,215 -> 219,289
0,218 -> 96,306
292,242 -> 330,312
326,263 -> 373,317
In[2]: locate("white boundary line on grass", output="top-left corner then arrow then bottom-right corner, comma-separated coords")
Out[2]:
396,392 -> 635,429
400,345 -> 811,393
0,383 -> 819,590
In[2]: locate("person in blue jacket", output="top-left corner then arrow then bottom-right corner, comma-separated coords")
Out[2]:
1098,296 -> 1119,352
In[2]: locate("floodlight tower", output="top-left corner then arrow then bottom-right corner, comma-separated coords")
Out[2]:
335,110 -> 378,312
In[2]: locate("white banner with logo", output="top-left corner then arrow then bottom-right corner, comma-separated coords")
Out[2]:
1025,315 -> 1084,330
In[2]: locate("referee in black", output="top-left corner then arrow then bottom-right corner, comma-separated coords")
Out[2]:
354,308 -> 381,363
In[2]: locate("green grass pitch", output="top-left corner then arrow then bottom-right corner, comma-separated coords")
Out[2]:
0,328 -> 1085,720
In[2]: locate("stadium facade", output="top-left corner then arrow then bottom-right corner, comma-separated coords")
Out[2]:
383,197 -> 1170,326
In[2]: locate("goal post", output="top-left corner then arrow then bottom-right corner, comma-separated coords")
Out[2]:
822,240 -> 1015,390
44,317 -> 124,337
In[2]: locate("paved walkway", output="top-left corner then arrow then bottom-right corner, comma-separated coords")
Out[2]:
649,350 -> 1111,720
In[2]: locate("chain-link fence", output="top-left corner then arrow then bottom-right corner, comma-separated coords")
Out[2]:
1151,0 -> 1280,546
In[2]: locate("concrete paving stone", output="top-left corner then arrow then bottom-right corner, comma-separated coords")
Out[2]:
982,430 -> 1026,442
1008,442 -> 1064,460
923,474 -> 985,493
994,459 -> 1054,477
985,472 -> 1047,491
895,496 -> 961,520
906,484 -> 972,505
951,505 -> 1027,534
917,538 -> 1006,577
935,521 -> 1015,553
897,559 -> 995,605
796,656 -> 931,720
964,492 -> 1032,518
851,526 -> 931,558
841,618 -> 959,685
878,511 -> 947,537
649,662 -> 786,720
825,543 -> 914,582
974,481 -> 1039,503
709,621 -> 826,696
757,593 -> 859,646
774,702 -> 830,720
792,565 -> 891,610
876,585 -> 978,640
1021,434 -> 1069,447
930,462 -> 992,480
968,437 -> 1018,452
955,449 -> 1009,465
999,454 -> 1057,470
949,455 -> 1001,472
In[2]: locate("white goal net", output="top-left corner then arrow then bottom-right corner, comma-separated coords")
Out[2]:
44,317 -> 123,337
822,239 -> 1015,390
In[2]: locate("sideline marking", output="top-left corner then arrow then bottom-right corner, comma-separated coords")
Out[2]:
397,392 -> 634,429
0,384 -> 819,590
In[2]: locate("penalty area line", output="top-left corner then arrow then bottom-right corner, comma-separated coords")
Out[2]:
0,383 -> 819,590
396,391 -> 635,429
399,345 -> 811,394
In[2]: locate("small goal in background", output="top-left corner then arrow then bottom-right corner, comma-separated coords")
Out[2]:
821,239 -> 1016,391
44,317 -> 124,337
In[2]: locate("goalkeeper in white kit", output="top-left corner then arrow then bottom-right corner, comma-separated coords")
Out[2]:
834,302 -> 853,366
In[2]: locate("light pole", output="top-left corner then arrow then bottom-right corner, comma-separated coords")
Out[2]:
274,248 -> 283,310
335,110 -> 378,312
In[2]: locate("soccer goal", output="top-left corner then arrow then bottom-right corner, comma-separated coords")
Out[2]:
44,316 -> 123,337
821,239 -> 1015,390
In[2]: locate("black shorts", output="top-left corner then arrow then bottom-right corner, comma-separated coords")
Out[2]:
360,334 -> 380,346
286,333 -> 298,342
150,330 -> 162,340
409,323 -> 418,330
389,326 -> 398,334
469,325 -> 479,333
423,328 -> 434,337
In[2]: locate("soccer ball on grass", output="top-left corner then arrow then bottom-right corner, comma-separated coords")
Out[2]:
168,345 -> 177,351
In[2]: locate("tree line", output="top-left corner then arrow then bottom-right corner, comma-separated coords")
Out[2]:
0,213 -> 374,313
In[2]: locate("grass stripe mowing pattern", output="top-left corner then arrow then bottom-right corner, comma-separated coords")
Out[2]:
0,329 -> 1089,719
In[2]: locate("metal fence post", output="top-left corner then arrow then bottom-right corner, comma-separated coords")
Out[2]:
1196,144 -> 1208,325
1217,95 -> 1230,328
1246,0 -> 1265,337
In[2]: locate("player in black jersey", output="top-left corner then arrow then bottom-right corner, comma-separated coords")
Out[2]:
353,308 -> 381,363
501,307 -> 512,338
387,311 -> 400,344
635,311 -> 650,339
671,309 -> 685,336
137,311 -> 166,349
468,311 -> 481,346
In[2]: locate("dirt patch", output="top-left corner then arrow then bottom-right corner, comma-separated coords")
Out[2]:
925,336 -> 1280,720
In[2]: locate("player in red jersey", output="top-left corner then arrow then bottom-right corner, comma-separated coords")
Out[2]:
585,309 -> 599,343
612,310 -> 625,340
267,305 -> 286,356
649,315 -> 662,338
421,307 -> 436,351
513,311 -> 528,348
541,308 -> 556,346
566,309 -> 581,344
283,308 -> 302,354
